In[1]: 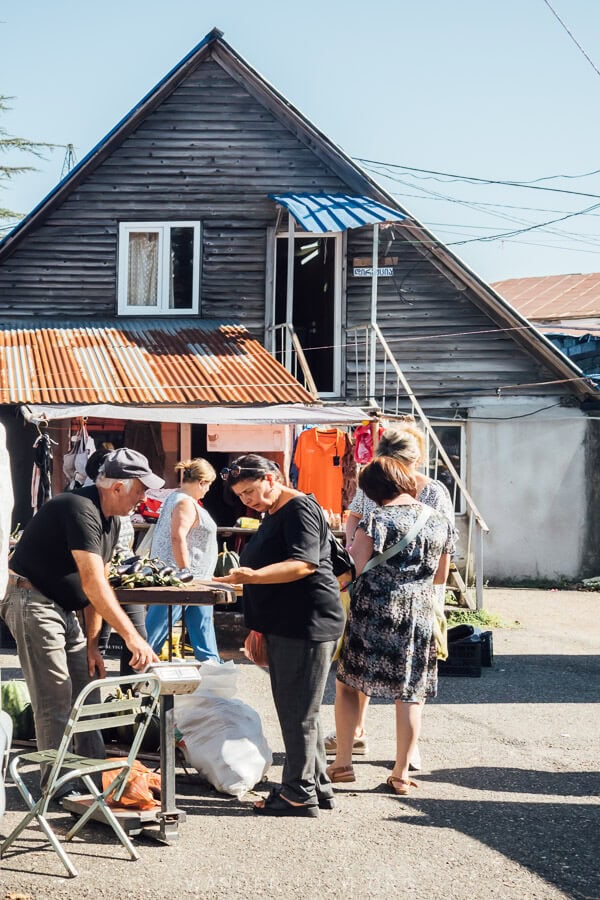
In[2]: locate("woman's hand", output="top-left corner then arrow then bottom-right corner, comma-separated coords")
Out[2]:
214,567 -> 257,585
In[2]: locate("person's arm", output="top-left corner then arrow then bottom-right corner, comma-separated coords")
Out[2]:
349,527 -> 374,578
84,604 -> 106,678
433,552 -> 450,585
345,511 -> 361,549
169,498 -> 197,570
215,559 -> 316,585
72,549 -> 158,672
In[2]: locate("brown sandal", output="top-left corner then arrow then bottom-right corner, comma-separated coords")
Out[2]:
386,776 -> 418,796
326,764 -> 356,784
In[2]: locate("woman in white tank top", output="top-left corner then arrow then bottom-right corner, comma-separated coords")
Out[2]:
145,458 -> 220,662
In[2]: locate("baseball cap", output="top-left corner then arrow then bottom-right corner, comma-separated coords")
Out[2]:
102,448 -> 165,490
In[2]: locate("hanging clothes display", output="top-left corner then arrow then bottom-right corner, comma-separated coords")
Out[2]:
63,421 -> 96,490
341,432 -> 358,512
353,423 -> 384,465
293,427 -> 346,515
31,426 -> 56,514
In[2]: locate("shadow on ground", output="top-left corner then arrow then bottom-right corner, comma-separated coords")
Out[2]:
391,795 -> 600,900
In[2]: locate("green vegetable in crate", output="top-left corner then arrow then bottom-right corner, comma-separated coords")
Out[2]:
214,541 -> 240,577
1,680 -> 35,740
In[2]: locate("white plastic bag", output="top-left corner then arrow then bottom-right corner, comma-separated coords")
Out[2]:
194,659 -> 239,699
175,695 -> 272,799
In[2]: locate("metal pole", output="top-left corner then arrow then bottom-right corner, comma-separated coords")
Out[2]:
475,523 -> 484,610
286,214 -> 295,370
368,224 -> 379,399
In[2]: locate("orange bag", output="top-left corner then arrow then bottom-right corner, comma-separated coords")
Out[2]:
243,630 -> 269,668
102,758 -> 161,810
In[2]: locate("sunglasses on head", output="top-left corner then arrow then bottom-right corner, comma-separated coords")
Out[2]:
220,465 -> 263,482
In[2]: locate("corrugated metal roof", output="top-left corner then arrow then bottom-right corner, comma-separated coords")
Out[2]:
492,273 -> 600,320
0,319 -> 314,406
269,193 -> 405,233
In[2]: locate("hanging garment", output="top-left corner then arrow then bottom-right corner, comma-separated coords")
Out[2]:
341,432 -> 358,512
293,427 -> 346,515
63,423 -> 95,490
31,432 -> 55,514
353,423 -> 384,465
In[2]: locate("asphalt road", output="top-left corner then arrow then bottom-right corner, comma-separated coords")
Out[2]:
0,588 -> 598,899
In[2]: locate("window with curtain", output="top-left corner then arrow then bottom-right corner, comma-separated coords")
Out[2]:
118,222 -> 200,315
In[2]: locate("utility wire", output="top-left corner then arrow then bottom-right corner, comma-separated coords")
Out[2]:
356,157 -> 600,199
541,0 -> 600,80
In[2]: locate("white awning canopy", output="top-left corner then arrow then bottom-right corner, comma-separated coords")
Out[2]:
23,403 -> 374,426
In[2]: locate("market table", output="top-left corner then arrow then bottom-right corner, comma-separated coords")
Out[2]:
65,581 -> 237,844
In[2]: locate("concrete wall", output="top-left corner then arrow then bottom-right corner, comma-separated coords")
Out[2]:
466,399 -> 589,581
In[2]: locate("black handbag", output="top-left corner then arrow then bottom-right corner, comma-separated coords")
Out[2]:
329,532 -> 356,580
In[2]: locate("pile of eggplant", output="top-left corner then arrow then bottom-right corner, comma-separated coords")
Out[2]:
108,553 -> 194,589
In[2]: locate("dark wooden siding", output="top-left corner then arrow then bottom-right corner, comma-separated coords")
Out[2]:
0,52 -> 572,401
0,57 -> 346,324
345,230 -> 566,404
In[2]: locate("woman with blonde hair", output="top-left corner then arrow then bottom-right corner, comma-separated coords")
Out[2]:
327,456 -> 453,795
145,458 -> 220,662
325,421 -> 455,765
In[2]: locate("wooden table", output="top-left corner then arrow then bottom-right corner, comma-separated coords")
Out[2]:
113,582 -> 236,842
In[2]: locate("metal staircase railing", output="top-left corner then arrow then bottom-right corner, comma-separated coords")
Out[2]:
267,323 -> 320,399
347,322 -> 490,610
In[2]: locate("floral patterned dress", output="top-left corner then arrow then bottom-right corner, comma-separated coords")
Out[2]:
337,503 -> 454,702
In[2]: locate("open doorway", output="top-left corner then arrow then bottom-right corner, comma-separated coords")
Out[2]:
274,233 -> 341,395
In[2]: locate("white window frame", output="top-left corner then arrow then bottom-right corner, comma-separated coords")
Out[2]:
427,422 -> 467,515
270,230 -> 343,398
117,221 -> 201,316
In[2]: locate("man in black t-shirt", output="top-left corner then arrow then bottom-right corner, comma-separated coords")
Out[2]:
0,448 -> 162,793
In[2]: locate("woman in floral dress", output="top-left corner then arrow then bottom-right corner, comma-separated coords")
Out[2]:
327,457 -> 453,795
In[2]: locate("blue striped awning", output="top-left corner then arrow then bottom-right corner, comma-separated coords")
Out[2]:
269,193 -> 405,233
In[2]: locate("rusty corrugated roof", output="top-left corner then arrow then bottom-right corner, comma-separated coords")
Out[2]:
492,273 -> 600,320
0,319 -> 314,406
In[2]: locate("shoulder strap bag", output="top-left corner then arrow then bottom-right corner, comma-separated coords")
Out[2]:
360,505 -> 433,577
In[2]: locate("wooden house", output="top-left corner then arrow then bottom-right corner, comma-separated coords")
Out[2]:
0,28 -> 598,583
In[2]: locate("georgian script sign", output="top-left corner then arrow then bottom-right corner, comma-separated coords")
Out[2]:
353,266 -> 394,277
352,256 -> 397,278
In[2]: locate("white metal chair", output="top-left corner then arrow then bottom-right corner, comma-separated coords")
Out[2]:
0,708 -> 13,819
0,674 -> 161,877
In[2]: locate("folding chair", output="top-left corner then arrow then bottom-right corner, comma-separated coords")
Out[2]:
0,673 -> 161,877
0,708 -> 13,819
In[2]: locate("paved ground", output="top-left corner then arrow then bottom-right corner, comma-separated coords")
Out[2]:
0,588 -> 598,900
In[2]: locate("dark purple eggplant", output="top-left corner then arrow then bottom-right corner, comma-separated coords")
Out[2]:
124,560 -> 142,575
158,566 -> 175,578
121,556 -> 141,568
138,565 -> 154,577
177,568 -> 194,583
109,575 -> 121,587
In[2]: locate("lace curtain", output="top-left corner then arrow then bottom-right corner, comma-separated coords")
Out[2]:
127,232 -> 159,307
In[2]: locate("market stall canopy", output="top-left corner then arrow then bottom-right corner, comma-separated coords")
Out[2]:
23,403 -> 372,426
269,193 -> 406,233
0,319 -> 314,405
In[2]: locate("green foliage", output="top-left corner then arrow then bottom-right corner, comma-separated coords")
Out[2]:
447,608 -> 518,629
0,94 -> 58,221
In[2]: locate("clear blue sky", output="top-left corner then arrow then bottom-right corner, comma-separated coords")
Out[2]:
2,0 -> 600,283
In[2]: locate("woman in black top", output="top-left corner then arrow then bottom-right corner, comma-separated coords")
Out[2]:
215,454 -> 344,817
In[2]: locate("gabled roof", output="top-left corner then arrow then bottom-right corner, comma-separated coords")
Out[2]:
0,319 -> 314,405
492,274 -> 600,321
0,28 -> 595,400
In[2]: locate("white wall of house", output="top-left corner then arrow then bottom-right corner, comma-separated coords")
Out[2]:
466,399 -> 588,581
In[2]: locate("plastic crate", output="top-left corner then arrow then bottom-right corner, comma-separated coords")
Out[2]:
438,636 -> 482,677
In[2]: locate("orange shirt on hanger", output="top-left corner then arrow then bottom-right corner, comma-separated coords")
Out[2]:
293,428 -> 346,515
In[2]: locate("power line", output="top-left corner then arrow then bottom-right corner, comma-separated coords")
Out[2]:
541,0 -> 600,80
355,157 -> 600,199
